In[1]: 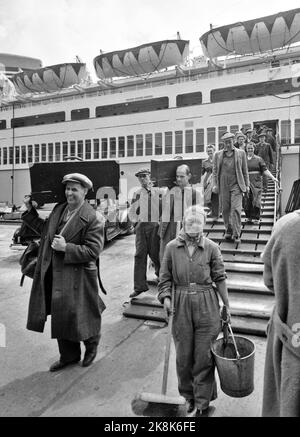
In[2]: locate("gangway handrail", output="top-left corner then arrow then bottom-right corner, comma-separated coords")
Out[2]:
274,138 -> 282,224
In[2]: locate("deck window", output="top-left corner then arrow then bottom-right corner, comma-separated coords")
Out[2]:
93,139 -> 99,159
15,146 -> 20,164
185,130 -> 193,153
196,129 -> 204,153
211,78 -> 297,103
71,108 -> 90,121
102,139 -> 108,159
136,135 -> 143,157
85,140 -> 91,160
77,140 -> 83,159
218,126 -> 227,143
95,97 -> 169,118
21,145 -> 26,164
11,111 -> 65,128
295,119 -> 300,143
3,148 -> 7,165
165,132 -> 173,155
55,143 -> 61,161
41,144 -> 47,162
145,134 -> 153,156
9,147 -> 13,165
155,133 -> 162,155
207,127 -> 216,146
0,120 -> 6,130
118,137 -> 125,158
127,136 -> 134,157
175,131 -> 183,154
110,138 -> 116,158
176,92 -> 202,107
230,125 -> 239,135
34,144 -> 40,162
62,142 -> 68,160
281,120 -> 291,145
48,143 -> 53,162
28,145 -> 33,163
70,141 -> 76,156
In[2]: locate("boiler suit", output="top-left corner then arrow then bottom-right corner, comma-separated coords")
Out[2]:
158,231 -> 226,410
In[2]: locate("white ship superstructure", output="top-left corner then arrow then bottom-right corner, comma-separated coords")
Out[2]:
0,8 -> 300,206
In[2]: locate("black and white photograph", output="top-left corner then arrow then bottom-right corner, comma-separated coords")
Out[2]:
0,0 -> 300,420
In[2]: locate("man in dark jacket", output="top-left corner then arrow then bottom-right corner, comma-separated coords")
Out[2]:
255,132 -> 274,191
22,173 -> 105,371
128,168 -> 161,298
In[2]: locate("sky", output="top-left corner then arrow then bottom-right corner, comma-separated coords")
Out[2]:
0,0 -> 299,81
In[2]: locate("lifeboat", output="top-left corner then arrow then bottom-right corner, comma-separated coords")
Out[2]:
200,8 -> 300,58
93,39 -> 189,79
11,63 -> 87,94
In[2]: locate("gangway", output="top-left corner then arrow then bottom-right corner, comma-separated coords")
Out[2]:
123,172 -> 279,337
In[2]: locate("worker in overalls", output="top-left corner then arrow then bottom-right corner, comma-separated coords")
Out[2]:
158,205 -> 230,417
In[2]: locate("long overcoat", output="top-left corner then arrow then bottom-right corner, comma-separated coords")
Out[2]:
262,210 -> 300,417
22,201 -> 106,342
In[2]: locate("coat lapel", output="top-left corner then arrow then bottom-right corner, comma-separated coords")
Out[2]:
48,203 -> 67,241
61,201 -> 90,242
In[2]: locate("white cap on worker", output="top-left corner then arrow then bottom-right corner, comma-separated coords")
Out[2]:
61,173 -> 93,190
222,132 -> 235,140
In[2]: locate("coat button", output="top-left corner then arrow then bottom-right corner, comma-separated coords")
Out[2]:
74,268 -> 78,272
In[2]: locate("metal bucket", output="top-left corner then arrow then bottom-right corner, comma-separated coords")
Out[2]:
211,335 -> 256,398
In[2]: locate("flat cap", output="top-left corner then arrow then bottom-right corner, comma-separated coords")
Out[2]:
222,132 -> 235,140
62,173 -> 93,190
236,131 -> 246,139
258,132 -> 267,138
135,168 -> 150,177
246,128 -> 253,134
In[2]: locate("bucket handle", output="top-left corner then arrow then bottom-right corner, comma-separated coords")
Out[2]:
228,324 -> 241,360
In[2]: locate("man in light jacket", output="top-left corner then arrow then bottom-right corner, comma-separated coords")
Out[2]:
212,132 -> 249,244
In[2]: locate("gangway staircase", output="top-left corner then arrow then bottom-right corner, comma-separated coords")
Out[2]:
123,179 -> 277,337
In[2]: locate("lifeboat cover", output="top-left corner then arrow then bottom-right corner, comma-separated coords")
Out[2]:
11,63 -> 87,94
93,39 -> 189,79
200,8 -> 300,58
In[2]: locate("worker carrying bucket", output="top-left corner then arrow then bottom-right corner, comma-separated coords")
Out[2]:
152,205 -> 230,417
211,307 -> 256,398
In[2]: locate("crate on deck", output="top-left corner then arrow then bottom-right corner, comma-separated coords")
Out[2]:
29,161 -> 120,205
151,158 -> 203,189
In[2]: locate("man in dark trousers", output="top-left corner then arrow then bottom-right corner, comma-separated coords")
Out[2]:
22,173 -> 106,371
255,132 -> 274,191
128,168 -> 160,298
212,132 -> 249,244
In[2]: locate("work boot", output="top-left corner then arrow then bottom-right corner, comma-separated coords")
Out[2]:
49,358 -> 80,372
233,235 -> 241,244
224,232 -> 233,240
185,399 -> 197,417
82,346 -> 97,367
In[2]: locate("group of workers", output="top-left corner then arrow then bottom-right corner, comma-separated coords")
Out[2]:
20,124 -> 298,418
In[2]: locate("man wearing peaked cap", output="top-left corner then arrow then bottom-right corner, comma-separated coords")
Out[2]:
134,168 -> 151,177
62,173 -> 93,190
21,171 -> 106,371
128,167 -> 161,298
235,131 -> 246,151
255,132 -> 274,191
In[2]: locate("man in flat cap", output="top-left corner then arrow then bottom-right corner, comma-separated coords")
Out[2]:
128,168 -> 161,298
212,132 -> 249,244
21,173 -> 106,371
